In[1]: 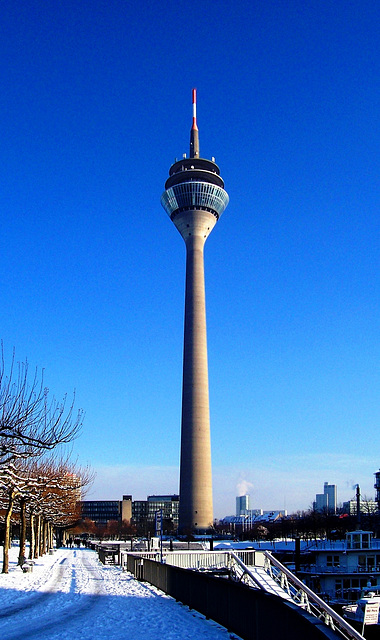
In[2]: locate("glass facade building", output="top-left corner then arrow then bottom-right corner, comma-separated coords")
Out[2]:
132,495 -> 179,532
80,500 -> 121,525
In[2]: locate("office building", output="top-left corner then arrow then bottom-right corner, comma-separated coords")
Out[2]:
313,481 -> 337,514
236,494 -> 250,516
132,495 -> 179,533
342,498 -> 377,516
374,469 -> 380,510
80,495 -> 132,526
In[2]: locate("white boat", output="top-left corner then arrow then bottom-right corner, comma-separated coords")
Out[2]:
343,592 -> 380,625
298,530 -> 380,604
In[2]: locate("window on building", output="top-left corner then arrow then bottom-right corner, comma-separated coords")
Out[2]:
358,555 -> 366,569
335,579 -> 343,598
362,534 -> 370,549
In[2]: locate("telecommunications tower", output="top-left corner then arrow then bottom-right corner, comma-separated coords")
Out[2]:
161,90 -> 229,532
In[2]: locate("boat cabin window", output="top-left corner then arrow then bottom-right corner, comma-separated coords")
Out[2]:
327,555 -> 340,567
358,555 -> 376,570
336,577 -> 375,601
346,531 -> 372,549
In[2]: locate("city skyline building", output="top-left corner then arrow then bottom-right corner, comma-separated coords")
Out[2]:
314,481 -> 337,514
374,470 -> 380,510
132,495 -> 179,534
161,90 -> 229,532
342,498 -> 377,516
236,494 -> 250,516
80,495 -> 132,526
80,494 -> 177,532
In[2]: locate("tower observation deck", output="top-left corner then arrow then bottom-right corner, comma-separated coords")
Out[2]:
161,90 -> 229,533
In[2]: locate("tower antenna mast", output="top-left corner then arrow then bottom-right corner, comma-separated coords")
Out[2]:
161,90 -> 229,533
190,88 -> 199,158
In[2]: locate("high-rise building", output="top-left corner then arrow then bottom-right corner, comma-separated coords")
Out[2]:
236,494 -> 250,516
161,90 -> 229,532
374,470 -> 380,510
314,481 -> 337,514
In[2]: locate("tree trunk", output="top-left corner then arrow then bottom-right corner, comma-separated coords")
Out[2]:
40,520 -> 45,555
38,516 -> 44,556
34,514 -> 41,559
42,520 -> 47,555
29,510 -> 35,560
2,488 -> 16,574
18,497 -> 27,566
39,518 -> 45,556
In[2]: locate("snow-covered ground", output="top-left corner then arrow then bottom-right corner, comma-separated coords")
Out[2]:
0,546 -> 240,639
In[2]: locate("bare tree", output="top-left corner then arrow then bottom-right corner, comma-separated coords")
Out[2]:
0,458 -> 37,572
26,457 -> 94,558
0,346 -> 83,466
0,455 -> 94,571
0,347 -> 85,573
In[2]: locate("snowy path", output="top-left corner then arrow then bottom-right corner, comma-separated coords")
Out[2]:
0,548 -> 239,639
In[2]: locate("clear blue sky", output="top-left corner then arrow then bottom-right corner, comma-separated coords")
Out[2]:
1,0 -> 380,517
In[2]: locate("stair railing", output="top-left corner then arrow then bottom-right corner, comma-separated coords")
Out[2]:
231,550 -> 365,640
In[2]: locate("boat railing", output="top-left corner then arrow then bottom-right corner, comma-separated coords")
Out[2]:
300,563 -> 348,573
300,562 -> 380,574
307,540 -> 380,551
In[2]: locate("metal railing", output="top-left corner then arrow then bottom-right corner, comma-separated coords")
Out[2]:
165,551 -> 228,570
227,551 -> 274,592
231,550 -> 365,640
121,548 -> 365,640
120,550 -> 229,570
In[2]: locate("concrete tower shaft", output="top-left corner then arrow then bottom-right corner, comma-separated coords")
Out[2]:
160,90 -> 229,532
179,224 -> 213,531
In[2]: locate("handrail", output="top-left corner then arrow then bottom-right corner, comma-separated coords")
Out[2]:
228,552 -> 266,591
122,548 -> 364,640
258,551 -> 365,640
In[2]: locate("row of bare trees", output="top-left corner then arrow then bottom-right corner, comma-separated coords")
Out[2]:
67,517 -> 137,542
0,346 -> 92,572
